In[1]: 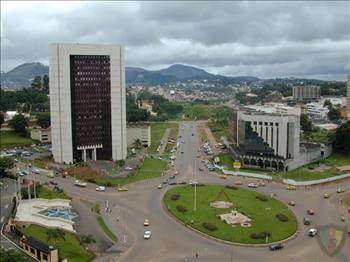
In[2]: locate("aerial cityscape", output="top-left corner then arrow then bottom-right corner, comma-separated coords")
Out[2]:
1,1 -> 349,262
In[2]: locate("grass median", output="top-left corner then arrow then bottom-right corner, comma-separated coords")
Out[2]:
0,130 -> 35,148
96,215 -> 118,242
164,184 -> 297,244
148,122 -> 179,154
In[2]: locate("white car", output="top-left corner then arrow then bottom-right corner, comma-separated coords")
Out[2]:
33,169 -> 40,174
144,219 -> 150,226
124,167 -> 133,171
308,228 -> 317,237
189,180 -> 198,185
144,230 -> 152,239
157,184 -> 163,189
248,183 -> 258,188
96,186 -> 106,192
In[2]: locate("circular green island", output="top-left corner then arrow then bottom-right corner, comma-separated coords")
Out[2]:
164,184 -> 297,244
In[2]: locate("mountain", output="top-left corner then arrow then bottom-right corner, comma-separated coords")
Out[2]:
1,62 -> 49,88
1,62 -> 259,88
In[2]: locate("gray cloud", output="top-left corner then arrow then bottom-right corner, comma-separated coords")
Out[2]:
1,1 -> 349,80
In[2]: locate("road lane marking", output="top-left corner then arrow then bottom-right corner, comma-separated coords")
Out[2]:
4,204 -> 9,209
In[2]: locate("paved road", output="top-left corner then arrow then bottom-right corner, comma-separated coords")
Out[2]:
10,121 -> 350,262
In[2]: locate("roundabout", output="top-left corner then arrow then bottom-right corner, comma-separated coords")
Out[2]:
164,184 -> 298,245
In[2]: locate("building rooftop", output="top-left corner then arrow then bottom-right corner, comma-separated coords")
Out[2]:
23,236 -> 56,253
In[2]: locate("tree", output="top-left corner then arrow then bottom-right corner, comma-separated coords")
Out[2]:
46,228 -> 65,243
300,113 -> 313,133
328,106 -> 341,121
334,121 -> 350,154
0,247 -> 30,262
80,234 -> 96,246
132,139 -> 142,149
323,99 -> 332,108
36,112 -> 51,128
8,114 -> 28,136
42,75 -> 49,93
31,76 -> 42,91
0,113 -> 4,126
0,157 -> 14,175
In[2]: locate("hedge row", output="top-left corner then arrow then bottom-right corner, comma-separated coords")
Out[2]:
250,231 -> 271,239
202,222 -> 217,231
256,195 -> 268,202
176,205 -> 187,213
276,213 -> 289,222
171,193 -> 180,200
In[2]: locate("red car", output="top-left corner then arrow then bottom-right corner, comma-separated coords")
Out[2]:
307,209 -> 315,215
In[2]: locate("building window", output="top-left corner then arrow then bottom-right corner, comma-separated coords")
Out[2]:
43,254 -> 48,261
30,247 -> 35,254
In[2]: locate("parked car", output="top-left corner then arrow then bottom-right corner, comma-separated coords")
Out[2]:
308,228 -> 318,237
163,180 -> 168,184
157,184 -> 163,189
33,169 -> 40,174
178,181 -> 187,185
50,181 -> 58,185
307,209 -> 315,215
269,243 -> 283,251
248,183 -> 258,188
303,217 -> 311,225
286,186 -> 296,190
124,167 -> 133,171
169,181 -> 177,185
170,175 -> 175,179
337,188 -> 345,193
74,180 -> 87,187
117,187 -> 128,192
96,186 -> 106,192
323,193 -> 330,199
144,219 -> 150,226
144,230 -> 152,239
288,201 -> 296,206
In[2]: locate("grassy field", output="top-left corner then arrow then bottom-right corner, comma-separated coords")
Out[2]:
96,215 -> 118,242
37,185 -> 70,199
279,154 -> 350,181
149,123 -> 179,154
164,124 -> 179,154
20,157 -> 51,169
19,224 -> 93,262
0,130 -> 35,148
217,153 -> 267,174
164,185 -> 297,244
182,104 -> 230,120
207,121 -> 229,143
96,157 -> 168,186
302,130 -> 335,143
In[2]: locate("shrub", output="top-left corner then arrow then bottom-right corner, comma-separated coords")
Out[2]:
171,193 -> 180,200
202,222 -> 217,231
256,195 -> 268,201
176,205 -> 187,213
276,213 -> 289,222
225,185 -> 238,190
87,178 -> 96,183
250,231 -> 271,239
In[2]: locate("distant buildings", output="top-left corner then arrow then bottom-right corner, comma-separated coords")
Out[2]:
30,128 -> 51,143
293,85 -> 320,101
138,99 -> 157,115
49,43 -> 127,164
306,102 -> 329,120
246,103 -> 301,116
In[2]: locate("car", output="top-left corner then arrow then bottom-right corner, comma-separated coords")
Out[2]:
50,181 -> 58,185
323,193 -> 330,199
189,180 -> 198,185
144,219 -> 150,226
288,201 -> 296,206
163,180 -> 168,184
157,184 -> 163,189
22,170 -> 30,176
181,151 -> 184,154
74,180 -> 87,187
303,217 -> 311,225
124,166 -> 133,171
191,133 -> 194,136
269,243 -> 283,251
170,175 -> 175,179
198,167 -> 204,171
169,181 -> 177,185
179,181 -> 187,185
234,180 -> 243,185
16,172 -> 24,177
33,169 -> 40,174
337,188 -> 345,193
248,183 -> 258,188
307,209 -> 315,215
28,163 -> 32,168
117,187 -> 128,192
144,230 -> 152,239
96,186 -> 106,192
174,171 -> 179,175
308,228 -> 318,237
286,185 -> 296,190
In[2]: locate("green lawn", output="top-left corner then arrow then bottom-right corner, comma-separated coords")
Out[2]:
97,157 -> 168,186
217,153 -> 267,174
182,104 -> 229,120
164,185 -> 297,244
279,154 -> 350,181
149,123 -> 179,154
302,130 -> 335,143
37,185 -> 70,200
96,215 -> 118,242
207,121 -> 229,143
0,130 -> 35,148
164,124 -> 179,154
19,225 -> 93,262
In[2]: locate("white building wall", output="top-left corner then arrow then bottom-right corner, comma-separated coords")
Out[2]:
49,43 -> 126,163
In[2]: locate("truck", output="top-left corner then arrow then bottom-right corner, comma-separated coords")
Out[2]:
74,179 -> 87,187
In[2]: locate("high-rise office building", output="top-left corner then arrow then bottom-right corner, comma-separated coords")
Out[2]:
293,85 -> 320,101
49,43 -> 127,164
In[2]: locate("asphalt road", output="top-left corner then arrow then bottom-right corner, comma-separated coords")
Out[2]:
11,121 -> 350,262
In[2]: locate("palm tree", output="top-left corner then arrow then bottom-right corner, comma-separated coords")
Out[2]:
132,139 -> 142,149
80,234 -> 96,245
46,228 -> 65,243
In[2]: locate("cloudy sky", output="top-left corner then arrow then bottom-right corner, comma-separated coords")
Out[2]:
1,1 -> 350,80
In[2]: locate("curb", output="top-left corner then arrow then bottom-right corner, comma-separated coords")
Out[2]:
161,193 -> 300,248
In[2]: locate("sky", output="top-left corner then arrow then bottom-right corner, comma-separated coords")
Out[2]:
1,1 -> 350,80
